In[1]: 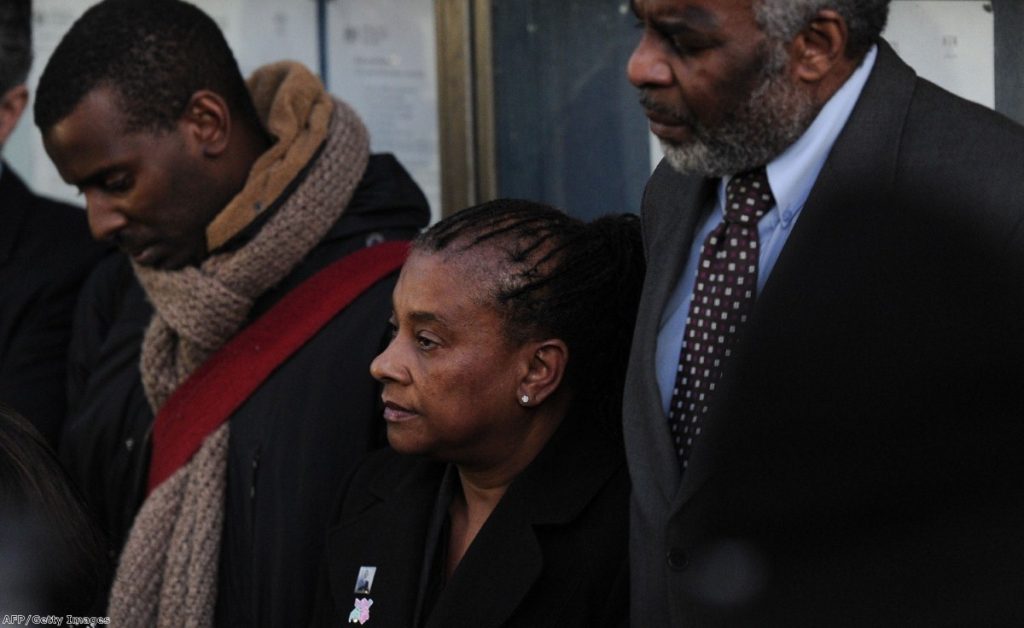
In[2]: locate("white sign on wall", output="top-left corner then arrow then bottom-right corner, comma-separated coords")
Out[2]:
328,0 -> 440,219
883,0 -> 995,108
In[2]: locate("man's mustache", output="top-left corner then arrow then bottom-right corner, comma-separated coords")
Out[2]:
637,90 -> 695,128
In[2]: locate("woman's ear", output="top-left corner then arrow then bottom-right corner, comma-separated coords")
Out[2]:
180,89 -> 231,158
517,339 -> 569,407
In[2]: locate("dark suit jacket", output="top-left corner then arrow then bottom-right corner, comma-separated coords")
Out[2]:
0,164 -> 107,445
624,41 -> 1024,627
313,411 -> 630,628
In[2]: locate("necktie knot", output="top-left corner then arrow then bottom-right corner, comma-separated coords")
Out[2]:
724,167 -> 773,224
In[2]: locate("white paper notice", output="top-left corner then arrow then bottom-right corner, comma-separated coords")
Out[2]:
328,0 -> 440,220
883,0 -> 995,108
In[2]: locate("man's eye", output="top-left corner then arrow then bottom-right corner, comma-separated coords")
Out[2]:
662,35 -> 691,55
648,23 -> 713,57
104,175 -> 133,192
664,32 -> 713,57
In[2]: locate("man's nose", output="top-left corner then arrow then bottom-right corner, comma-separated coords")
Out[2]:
627,31 -> 673,88
84,191 -> 128,242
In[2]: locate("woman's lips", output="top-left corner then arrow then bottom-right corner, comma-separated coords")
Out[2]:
382,400 -> 417,422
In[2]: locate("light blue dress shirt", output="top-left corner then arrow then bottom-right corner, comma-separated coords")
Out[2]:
655,45 -> 879,415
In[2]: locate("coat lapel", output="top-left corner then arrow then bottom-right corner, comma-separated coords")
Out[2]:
427,412 -> 624,628
325,460 -> 444,627
426,498 -> 543,628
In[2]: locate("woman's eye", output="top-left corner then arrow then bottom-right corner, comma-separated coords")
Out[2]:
386,321 -> 398,339
416,335 -> 438,350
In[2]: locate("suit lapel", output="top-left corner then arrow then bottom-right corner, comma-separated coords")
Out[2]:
0,165 -> 31,266
626,160 -> 717,505
677,41 -> 918,505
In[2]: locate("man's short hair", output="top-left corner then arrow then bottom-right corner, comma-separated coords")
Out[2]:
0,0 -> 31,94
34,0 -> 259,135
755,0 -> 892,58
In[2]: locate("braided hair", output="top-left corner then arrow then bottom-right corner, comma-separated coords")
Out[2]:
34,0 -> 260,135
415,199 -> 645,424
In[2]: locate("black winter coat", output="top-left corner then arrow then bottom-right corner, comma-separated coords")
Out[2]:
312,409 -> 630,628
0,164 -> 109,446
60,154 -> 430,627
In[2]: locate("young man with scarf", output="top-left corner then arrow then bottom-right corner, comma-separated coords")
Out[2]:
35,1 -> 430,625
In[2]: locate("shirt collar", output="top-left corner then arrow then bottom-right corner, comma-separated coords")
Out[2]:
766,45 -> 878,226
720,44 -> 878,227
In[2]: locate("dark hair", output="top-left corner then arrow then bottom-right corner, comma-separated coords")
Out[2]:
0,404 -> 110,613
415,199 -> 645,422
0,0 -> 31,94
34,0 -> 259,134
755,0 -> 891,59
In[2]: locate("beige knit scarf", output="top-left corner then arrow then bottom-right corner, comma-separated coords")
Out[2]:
107,62 -> 370,627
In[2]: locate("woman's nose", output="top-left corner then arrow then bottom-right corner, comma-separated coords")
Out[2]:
370,337 -> 404,383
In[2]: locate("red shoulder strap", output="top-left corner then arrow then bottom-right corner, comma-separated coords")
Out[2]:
147,240 -> 409,494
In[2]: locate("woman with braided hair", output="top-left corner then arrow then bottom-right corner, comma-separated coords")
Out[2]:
312,199 -> 643,627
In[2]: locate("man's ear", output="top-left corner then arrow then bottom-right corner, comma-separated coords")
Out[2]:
788,9 -> 850,85
0,84 -> 29,147
517,339 -> 569,407
180,89 -> 231,158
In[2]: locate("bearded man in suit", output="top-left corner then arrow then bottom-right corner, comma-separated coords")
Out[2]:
624,0 -> 1024,625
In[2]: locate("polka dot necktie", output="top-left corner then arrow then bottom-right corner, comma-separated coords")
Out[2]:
668,167 -> 774,469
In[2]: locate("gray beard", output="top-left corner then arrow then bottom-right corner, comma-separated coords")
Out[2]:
658,47 -> 820,177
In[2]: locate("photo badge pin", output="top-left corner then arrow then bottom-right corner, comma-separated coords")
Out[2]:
354,565 -> 377,595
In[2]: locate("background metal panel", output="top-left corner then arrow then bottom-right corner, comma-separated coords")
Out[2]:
993,0 -> 1024,124
489,1 -> 649,220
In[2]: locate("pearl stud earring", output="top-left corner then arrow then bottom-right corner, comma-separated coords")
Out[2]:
519,394 -> 530,405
